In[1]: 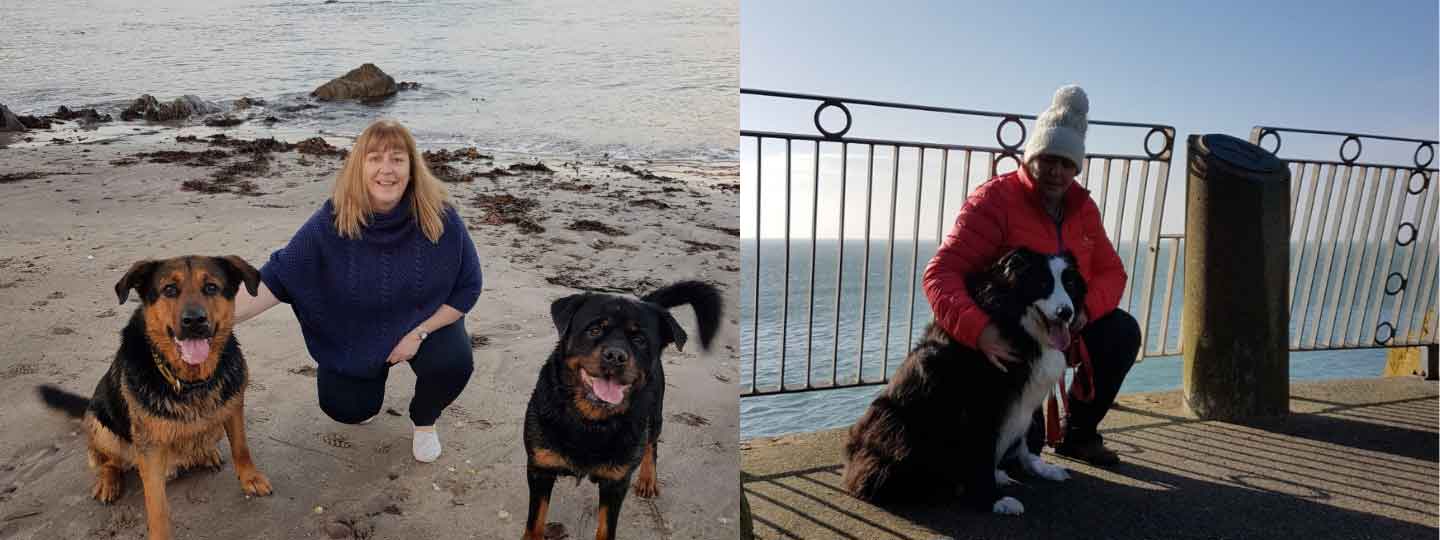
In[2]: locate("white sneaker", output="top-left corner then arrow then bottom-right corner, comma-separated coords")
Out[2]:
412,425 -> 441,463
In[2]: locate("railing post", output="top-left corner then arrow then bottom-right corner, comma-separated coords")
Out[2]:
1181,134 -> 1292,419
1426,344 -> 1439,381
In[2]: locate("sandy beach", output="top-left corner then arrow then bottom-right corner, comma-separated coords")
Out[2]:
0,130 -> 741,539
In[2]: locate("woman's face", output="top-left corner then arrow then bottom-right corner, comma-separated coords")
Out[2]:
363,145 -> 411,212
1027,154 -> 1078,204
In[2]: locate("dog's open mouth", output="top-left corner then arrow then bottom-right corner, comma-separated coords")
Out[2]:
167,327 -> 213,366
1047,318 -> 1071,351
1031,307 -> 1072,351
579,369 -> 629,405
175,338 -> 211,366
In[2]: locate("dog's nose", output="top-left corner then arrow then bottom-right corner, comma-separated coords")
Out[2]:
181,307 -> 209,328
1055,305 -> 1074,323
602,348 -> 627,368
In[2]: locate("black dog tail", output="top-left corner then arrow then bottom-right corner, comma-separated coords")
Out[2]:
37,384 -> 89,418
642,280 -> 723,350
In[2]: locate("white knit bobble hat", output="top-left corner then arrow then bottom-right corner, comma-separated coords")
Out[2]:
1022,85 -> 1088,171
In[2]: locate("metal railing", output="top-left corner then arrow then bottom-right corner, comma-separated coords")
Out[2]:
740,89 -> 1177,396
1250,127 -> 1438,351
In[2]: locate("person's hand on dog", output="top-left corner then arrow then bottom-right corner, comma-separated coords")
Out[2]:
978,323 -> 1018,372
386,334 -> 421,365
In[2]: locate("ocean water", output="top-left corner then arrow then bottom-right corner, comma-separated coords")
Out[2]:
739,239 -> 1436,439
1,0 -> 737,161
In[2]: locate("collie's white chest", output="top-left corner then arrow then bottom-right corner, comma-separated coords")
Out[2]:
995,348 -> 1067,462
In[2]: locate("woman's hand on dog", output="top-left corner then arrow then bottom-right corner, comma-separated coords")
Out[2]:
978,324 -> 1019,372
385,334 -> 421,364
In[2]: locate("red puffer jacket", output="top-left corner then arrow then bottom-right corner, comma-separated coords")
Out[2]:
922,165 -> 1127,348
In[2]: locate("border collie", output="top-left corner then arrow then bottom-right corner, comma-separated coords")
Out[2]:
842,247 -> 1086,515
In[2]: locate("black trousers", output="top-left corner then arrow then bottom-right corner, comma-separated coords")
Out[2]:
1027,308 -> 1142,453
316,319 -> 475,427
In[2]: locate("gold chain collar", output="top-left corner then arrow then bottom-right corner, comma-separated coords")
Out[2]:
150,346 -> 208,393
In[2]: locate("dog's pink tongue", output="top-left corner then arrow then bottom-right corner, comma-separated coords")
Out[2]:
178,339 -> 210,365
591,376 -> 628,404
1050,324 -> 1072,351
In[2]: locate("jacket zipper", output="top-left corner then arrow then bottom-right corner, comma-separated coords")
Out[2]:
1054,208 -> 1065,253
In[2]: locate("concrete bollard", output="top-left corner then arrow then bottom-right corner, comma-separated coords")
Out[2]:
1181,134 -> 1291,420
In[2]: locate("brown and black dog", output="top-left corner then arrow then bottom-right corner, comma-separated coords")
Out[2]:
522,281 -> 721,540
37,255 -> 270,540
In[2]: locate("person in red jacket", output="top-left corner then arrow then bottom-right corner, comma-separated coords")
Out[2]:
922,85 -> 1141,466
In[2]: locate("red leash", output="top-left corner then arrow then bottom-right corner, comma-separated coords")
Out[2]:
1045,336 -> 1094,447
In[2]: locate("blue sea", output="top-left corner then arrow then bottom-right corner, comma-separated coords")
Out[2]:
739,239 -> 1436,439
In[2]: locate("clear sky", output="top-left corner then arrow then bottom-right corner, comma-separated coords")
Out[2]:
739,0 -> 1439,238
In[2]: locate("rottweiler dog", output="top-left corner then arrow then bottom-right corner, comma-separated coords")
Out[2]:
37,255 -> 270,540
522,280 -> 721,540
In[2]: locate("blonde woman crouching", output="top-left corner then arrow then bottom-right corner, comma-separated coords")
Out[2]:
236,119 -> 482,463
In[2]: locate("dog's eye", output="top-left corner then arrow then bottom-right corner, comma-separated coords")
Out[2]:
588,326 -> 603,338
630,333 -> 646,345
162,284 -> 179,298
202,283 -> 219,295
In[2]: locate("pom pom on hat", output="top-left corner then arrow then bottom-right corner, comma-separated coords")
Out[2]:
1023,84 -> 1089,171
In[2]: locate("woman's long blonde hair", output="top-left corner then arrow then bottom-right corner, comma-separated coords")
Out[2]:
331,119 -> 449,242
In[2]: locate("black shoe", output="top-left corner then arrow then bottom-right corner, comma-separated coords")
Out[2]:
1056,437 -> 1120,467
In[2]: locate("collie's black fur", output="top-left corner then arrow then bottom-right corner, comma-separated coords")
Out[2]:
842,248 -> 1086,511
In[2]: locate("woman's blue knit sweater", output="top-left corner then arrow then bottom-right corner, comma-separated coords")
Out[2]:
260,196 -> 482,378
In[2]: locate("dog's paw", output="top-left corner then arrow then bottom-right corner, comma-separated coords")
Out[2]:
994,469 -> 1020,487
239,470 -> 272,497
1035,462 -> 1070,482
632,475 -> 660,498
197,447 -> 226,470
92,475 -> 123,503
991,496 -> 1025,515
1031,461 -> 1070,482
1022,454 -> 1070,482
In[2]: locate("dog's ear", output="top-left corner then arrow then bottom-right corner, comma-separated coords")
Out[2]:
996,248 -> 1033,285
656,308 -> 689,353
970,249 -> 1031,315
550,293 -> 592,338
114,260 -> 159,305
214,255 -> 261,298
